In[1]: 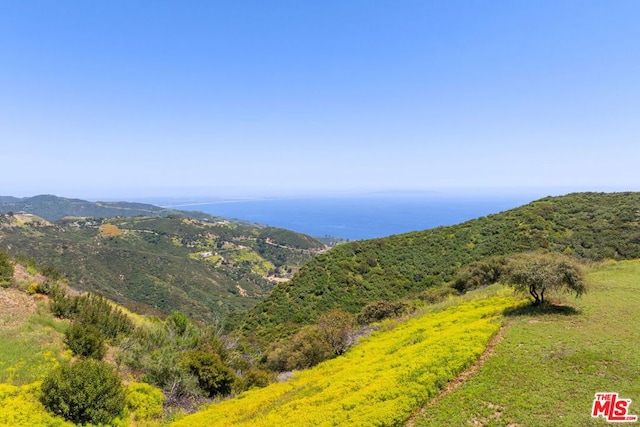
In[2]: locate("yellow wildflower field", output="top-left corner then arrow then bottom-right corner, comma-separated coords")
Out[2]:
173,294 -> 520,426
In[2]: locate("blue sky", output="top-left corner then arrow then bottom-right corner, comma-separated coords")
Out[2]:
2,1 -> 639,199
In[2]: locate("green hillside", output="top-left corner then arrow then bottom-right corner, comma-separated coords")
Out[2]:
170,259 -> 640,427
1,192 -> 639,426
0,213 -> 325,323
0,194 -> 227,222
241,192 -> 640,340
172,290 -> 523,426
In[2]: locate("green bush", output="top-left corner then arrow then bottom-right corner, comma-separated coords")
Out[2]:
40,359 -> 126,425
358,300 -> 408,324
48,285 -> 79,318
49,288 -> 134,339
417,286 -> 457,304
64,321 -> 107,360
449,256 -> 508,293
125,382 -> 164,422
0,250 -> 13,286
179,350 -> 235,398
237,369 -> 272,391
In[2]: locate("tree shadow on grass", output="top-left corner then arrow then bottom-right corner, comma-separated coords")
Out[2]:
503,302 -> 580,317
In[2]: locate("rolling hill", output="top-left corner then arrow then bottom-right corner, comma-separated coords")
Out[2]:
2,192 -> 640,426
0,194 -> 228,223
0,211 -> 326,323
240,192 -> 640,340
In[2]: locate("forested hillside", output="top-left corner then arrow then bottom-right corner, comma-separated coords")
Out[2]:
241,192 -> 640,340
0,213 -> 325,322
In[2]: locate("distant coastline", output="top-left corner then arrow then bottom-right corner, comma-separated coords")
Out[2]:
165,194 -> 534,240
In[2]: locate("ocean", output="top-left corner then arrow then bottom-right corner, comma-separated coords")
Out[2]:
165,193 -> 536,241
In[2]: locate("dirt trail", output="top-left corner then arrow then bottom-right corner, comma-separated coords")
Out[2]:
405,323 -> 509,426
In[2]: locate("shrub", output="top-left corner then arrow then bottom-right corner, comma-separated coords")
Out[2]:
48,285 -> 79,318
27,283 -> 39,295
238,369 -> 272,391
0,250 -> 13,286
40,359 -> 126,425
64,321 -> 107,360
449,256 -> 508,293
49,289 -> 134,339
266,325 -> 334,371
317,309 -> 355,355
139,346 -> 202,401
358,300 -> 408,324
125,382 -> 164,422
287,325 -> 334,369
75,293 -> 134,339
418,286 -> 458,304
179,350 -> 235,398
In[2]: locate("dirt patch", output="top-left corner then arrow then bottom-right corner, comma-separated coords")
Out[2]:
0,287 -> 37,328
267,276 -> 290,283
12,263 -> 47,285
405,323 -> 509,426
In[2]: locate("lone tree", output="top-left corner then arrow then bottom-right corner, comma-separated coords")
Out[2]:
317,309 -> 355,355
504,252 -> 587,305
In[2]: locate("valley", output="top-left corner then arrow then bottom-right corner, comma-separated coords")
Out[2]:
0,192 -> 639,426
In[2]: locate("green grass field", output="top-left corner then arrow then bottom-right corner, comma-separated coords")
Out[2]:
414,260 -> 640,426
0,292 -> 67,385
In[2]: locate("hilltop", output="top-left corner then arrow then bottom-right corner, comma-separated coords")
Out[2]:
240,192 -> 640,340
0,194 -> 229,223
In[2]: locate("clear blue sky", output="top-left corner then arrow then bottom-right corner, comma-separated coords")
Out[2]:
2,1 -> 639,199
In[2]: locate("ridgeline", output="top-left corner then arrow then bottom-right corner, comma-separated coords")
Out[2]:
240,192 -> 640,340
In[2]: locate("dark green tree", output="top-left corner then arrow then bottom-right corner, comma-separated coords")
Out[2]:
449,256 -> 508,293
179,350 -> 235,398
64,321 -> 107,360
0,250 -> 13,286
40,359 -> 125,425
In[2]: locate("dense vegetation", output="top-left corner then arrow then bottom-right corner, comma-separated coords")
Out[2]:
0,259 -> 270,425
241,192 -> 640,341
172,291 -> 522,426
0,213 -> 325,323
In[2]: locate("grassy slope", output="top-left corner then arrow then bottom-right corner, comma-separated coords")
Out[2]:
0,286 -> 165,427
171,288 -> 523,427
0,288 -> 74,427
0,289 -> 67,385
415,260 -> 640,426
241,192 -> 640,341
